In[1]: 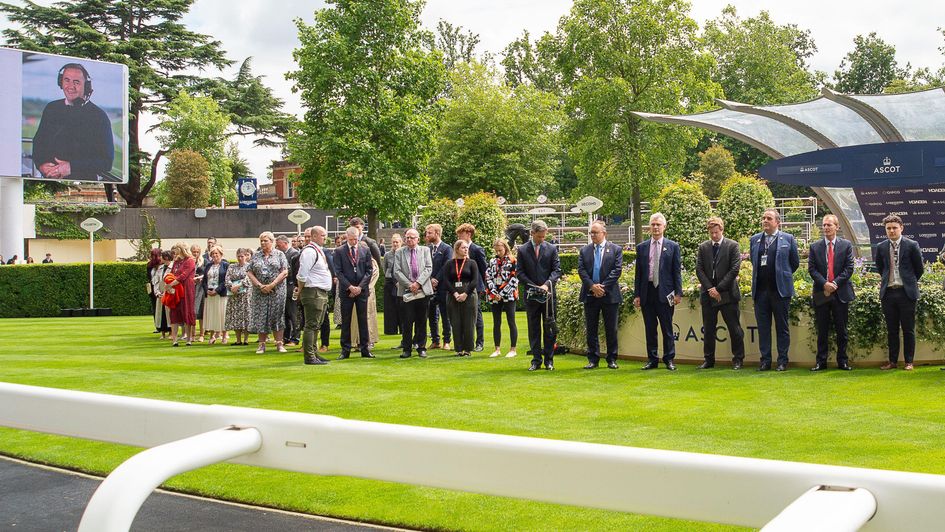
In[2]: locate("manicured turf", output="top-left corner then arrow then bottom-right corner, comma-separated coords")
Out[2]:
1,315 -> 944,531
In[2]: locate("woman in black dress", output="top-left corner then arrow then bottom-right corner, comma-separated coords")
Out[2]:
444,239 -> 479,357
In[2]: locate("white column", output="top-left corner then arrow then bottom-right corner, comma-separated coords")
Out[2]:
0,178 -> 24,263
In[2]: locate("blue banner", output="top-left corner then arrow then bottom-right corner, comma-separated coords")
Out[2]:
237,177 -> 257,209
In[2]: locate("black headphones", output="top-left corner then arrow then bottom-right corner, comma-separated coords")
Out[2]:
57,63 -> 93,101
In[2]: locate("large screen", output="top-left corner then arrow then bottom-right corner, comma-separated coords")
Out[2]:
0,47 -> 128,184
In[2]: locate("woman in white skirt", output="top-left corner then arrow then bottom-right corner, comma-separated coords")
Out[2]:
201,246 -> 229,344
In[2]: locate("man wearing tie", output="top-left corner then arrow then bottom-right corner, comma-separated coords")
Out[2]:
578,222 -> 623,369
333,226 -> 375,360
808,215 -> 855,371
425,224 -> 453,350
749,209 -> 800,372
634,213 -> 683,371
517,220 -> 562,371
695,216 -> 745,370
875,214 -> 924,370
393,228 -> 434,359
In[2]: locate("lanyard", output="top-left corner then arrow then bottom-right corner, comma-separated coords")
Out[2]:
455,258 -> 467,282
348,245 -> 358,266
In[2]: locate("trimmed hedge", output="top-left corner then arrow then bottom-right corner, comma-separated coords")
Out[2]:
0,263 -> 152,318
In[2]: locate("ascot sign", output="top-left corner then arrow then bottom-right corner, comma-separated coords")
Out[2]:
874,157 -> 901,175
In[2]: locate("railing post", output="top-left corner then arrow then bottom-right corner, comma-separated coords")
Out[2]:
78,426 -> 262,532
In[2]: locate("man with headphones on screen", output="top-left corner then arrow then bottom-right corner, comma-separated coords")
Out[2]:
32,62 -> 116,182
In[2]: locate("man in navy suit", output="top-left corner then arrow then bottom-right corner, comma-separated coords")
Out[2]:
874,214 -> 924,370
457,223 -> 489,351
517,220 -> 562,371
333,227 -> 375,359
425,224 -> 453,350
749,208 -> 800,372
578,221 -> 623,369
808,215 -> 855,371
634,213 -> 683,371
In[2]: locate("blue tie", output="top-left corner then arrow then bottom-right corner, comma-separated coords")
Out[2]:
592,245 -> 602,283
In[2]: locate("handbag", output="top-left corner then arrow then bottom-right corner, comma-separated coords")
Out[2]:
526,286 -> 548,304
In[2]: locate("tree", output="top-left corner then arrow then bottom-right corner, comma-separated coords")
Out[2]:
716,173 -> 774,243
430,61 -> 563,202
435,20 -> 480,71
0,0 -> 230,206
163,149 -> 210,209
500,30 -> 562,93
652,180 -> 713,269
287,0 -> 445,238
834,33 -> 907,95
694,144 -> 736,199
555,0 -> 720,243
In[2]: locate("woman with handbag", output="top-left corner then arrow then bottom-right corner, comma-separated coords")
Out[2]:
167,242 -> 196,346
444,240 -> 480,357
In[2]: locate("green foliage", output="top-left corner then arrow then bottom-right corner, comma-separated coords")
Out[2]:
430,61 -> 563,202
164,149 -> 210,209
417,198 -> 460,247
435,20 -> 480,72
695,144 -> 736,199
287,0 -> 446,224
33,202 -> 119,240
653,180 -> 713,269
500,30 -> 562,94
0,263 -> 151,317
716,174 -> 774,242
834,32 -> 907,94
125,211 -> 161,261
0,0 -> 230,206
456,193 -> 507,251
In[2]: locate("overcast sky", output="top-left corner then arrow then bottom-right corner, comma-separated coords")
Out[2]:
9,1 -> 945,183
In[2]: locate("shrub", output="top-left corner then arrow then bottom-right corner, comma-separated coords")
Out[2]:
717,173 -> 774,243
456,192 -> 507,250
418,198 -> 459,246
652,179 -> 713,270
696,144 -> 736,199
164,149 -> 210,208
0,263 -> 152,317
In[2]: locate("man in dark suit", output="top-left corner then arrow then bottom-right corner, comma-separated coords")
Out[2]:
276,235 -> 301,346
808,214 -> 855,371
749,208 -> 800,372
875,214 -> 924,370
517,220 -> 562,371
578,221 -> 623,369
634,212 -> 683,371
457,223 -> 488,351
695,216 -> 745,370
425,223 -> 453,350
333,226 -> 375,359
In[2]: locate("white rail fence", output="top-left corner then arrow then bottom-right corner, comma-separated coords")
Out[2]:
1,381 -> 943,531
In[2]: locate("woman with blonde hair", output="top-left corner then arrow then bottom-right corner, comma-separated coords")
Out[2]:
485,238 -> 519,358
201,245 -> 229,344
246,231 -> 289,353
166,242 -> 196,346
225,247 -> 253,345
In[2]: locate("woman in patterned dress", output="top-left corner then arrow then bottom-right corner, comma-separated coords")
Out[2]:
485,238 -> 519,358
246,231 -> 289,354
224,248 -> 253,346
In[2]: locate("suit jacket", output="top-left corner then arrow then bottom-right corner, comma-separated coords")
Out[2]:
392,245 -> 434,297
469,242 -> 488,291
875,237 -> 923,300
696,237 -> 741,304
516,240 -> 561,289
429,241 -> 453,293
200,260 -> 230,297
283,246 -> 300,288
749,231 -> 800,298
577,241 -> 623,304
333,242 -> 374,301
634,238 -> 683,305
808,238 -> 855,303
360,235 -> 383,268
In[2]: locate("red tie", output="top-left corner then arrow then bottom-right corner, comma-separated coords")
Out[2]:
827,241 -> 834,283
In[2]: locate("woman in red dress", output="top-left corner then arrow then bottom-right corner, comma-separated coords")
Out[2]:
167,242 -> 196,346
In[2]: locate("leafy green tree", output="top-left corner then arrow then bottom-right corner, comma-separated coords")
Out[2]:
652,180 -> 713,269
555,0 -> 720,243
834,32 -> 907,94
435,20 -> 480,71
456,192 -> 506,255
693,144 -> 736,199
417,198 -> 459,247
500,30 -> 562,93
716,173 -> 774,243
163,149 -> 210,209
287,0 -> 446,238
0,0 -> 230,206
430,61 -> 563,202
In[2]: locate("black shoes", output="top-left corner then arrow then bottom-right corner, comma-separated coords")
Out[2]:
528,361 -> 541,371
642,361 -> 659,370
399,352 -> 412,359
698,361 -> 715,369
545,362 -> 554,371
361,352 -> 376,358
732,360 -> 743,370
607,360 -> 619,369
304,355 -> 328,365
666,361 -> 677,371
776,363 -> 787,372
838,363 -> 853,371
337,352 -> 350,360
810,363 -> 827,372
757,362 -> 771,371
584,362 -> 599,369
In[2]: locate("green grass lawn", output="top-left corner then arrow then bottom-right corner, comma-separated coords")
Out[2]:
2,314 -> 944,531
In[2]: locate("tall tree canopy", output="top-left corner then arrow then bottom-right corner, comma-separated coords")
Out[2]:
834,32 -> 907,95
287,0 -> 445,237
435,20 -> 480,71
0,0 -> 230,206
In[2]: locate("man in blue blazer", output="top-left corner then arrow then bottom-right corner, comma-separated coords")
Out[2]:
425,224 -> 453,350
578,221 -> 624,369
808,215 -> 855,371
749,209 -> 800,371
333,226 -> 375,360
874,214 -> 924,370
634,213 -> 683,371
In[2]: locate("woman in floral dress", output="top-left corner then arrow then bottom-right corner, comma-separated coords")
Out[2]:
246,232 -> 289,354
224,247 -> 253,345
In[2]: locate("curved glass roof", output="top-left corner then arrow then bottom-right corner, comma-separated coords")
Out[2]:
726,97 -> 884,147
846,88 -> 945,141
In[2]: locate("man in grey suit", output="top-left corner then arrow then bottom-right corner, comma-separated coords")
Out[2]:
392,228 -> 434,359
695,216 -> 745,370
875,214 -> 924,370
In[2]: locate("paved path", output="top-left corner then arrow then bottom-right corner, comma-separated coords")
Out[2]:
0,456 -> 405,531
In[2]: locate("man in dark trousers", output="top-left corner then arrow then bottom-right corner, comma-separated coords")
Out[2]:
276,235 -> 301,346
517,220 -> 561,371
695,216 -> 745,370
749,208 -> 800,372
425,223 -> 453,350
634,213 -> 683,371
808,214 -> 855,371
578,221 -> 623,369
457,223 -> 488,351
333,227 -> 375,359
875,214 -> 924,371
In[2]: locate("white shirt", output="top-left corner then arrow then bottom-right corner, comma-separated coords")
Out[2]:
297,243 -> 332,290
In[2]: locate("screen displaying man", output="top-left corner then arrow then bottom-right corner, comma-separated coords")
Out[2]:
32,62 -> 116,182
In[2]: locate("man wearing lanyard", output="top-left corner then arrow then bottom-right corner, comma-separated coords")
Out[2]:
393,228 -> 434,359
875,214 -> 924,370
297,226 -> 333,365
578,221 -> 623,369
808,215 -> 855,371
333,226 -> 375,360
749,209 -> 799,371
